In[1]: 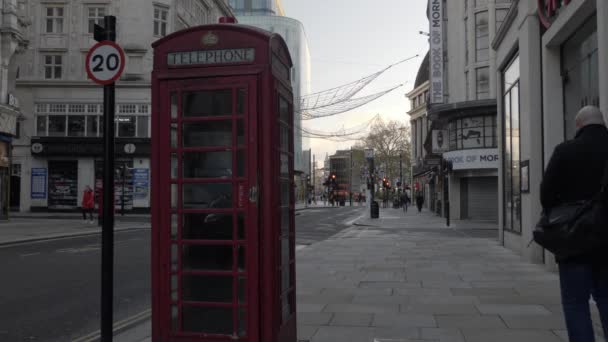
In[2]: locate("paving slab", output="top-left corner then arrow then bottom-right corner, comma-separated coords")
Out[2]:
330,313 -> 374,326
460,329 -> 564,342
434,314 -> 506,329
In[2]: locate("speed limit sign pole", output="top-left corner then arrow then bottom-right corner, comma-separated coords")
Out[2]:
87,15 -> 124,342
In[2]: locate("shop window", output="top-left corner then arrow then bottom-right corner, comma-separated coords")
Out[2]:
503,54 -> 521,233
68,116 -> 85,137
48,115 -> 66,136
36,116 -> 47,136
87,116 -> 98,137
48,161 -> 78,209
562,15 -> 599,140
117,116 -> 136,137
448,115 -> 496,151
137,116 -> 149,137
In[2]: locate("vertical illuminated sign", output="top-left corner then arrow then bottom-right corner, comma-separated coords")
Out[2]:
429,0 -> 444,104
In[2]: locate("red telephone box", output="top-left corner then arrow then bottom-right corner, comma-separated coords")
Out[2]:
151,24 -> 296,341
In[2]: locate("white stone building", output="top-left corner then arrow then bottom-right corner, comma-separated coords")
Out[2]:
493,0 -> 608,267
427,0 -> 512,222
1,0 -> 28,218
13,0 -> 233,212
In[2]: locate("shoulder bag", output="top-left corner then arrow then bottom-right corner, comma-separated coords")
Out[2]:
533,161 -> 608,258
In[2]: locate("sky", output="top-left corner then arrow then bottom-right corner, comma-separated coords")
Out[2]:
281,0 -> 431,165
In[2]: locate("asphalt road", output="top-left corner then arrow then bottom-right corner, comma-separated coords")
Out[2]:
0,206 -> 364,341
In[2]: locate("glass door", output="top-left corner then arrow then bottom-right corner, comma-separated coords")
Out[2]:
162,77 -> 257,340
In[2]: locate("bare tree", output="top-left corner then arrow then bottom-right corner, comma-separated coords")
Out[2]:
356,118 -> 412,186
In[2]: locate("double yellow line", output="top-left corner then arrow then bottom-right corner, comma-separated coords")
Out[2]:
72,309 -> 151,342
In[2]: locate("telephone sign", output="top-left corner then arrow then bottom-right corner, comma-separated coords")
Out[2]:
86,41 -> 125,85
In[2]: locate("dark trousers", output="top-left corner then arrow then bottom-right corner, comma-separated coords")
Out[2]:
82,208 -> 93,220
559,263 -> 608,341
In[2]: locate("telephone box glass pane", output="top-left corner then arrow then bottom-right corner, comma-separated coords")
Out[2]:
280,180 -> 290,206
237,213 -> 245,239
183,151 -> 232,179
170,184 -> 178,209
182,306 -> 233,334
171,305 -> 178,332
171,214 -> 178,239
279,96 -> 289,122
183,213 -> 233,240
183,183 -> 232,209
238,246 -> 245,272
183,90 -> 232,117
280,154 -> 288,176
182,275 -> 233,302
237,150 -> 245,177
280,125 -> 289,150
238,276 -> 246,303
170,93 -> 177,120
171,154 -> 178,179
171,244 -> 178,272
237,120 -> 245,145
170,123 -> 177,148
281,239 -> 290,275
182,244 -> 233,271
238,308 -> 246,337
237,89 -> 245,115
281,207 -> 289,235
183,121 -> 232,147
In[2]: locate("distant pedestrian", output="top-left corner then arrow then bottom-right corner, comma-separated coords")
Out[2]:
415,191 -> 424,213
401,192 -> 410,212
82,185 -> 95,224
540,105 -> 608,341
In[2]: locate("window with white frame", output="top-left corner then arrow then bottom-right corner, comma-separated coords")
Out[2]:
87,6 -> 106,34
35,103 -> 151,138
154,6 -> 169,37
45,6 -> 64,33
44,55 -> 63,79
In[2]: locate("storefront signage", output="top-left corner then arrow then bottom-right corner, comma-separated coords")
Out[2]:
0,112 -> 17,136
443,148 -> 499,170
538,0 -> 573,29
429,0 -> 444,104
31,168 -> 47,199
30,140 -> 150,156
133,168 -> 149,199
432,130 -> 449,153
168,48 -> 255,66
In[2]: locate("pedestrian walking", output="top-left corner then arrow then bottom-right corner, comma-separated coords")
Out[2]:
401,192 -> 410,212
415,191 -> 424,213
540,106 -> 608,341
82,185 -> 95,224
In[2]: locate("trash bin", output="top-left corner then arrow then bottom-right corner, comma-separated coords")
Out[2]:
371,201 -> 379,219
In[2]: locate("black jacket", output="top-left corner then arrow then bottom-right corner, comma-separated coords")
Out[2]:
540,124 -> 608,263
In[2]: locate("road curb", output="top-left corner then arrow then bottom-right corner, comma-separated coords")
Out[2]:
0,227 -> 149,248
72,309 -> 151,342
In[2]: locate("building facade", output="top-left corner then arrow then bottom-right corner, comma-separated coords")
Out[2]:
229,0 -> 312,203
426,0 -> 511,222
0,0 -> 28,218
407,53 -> 436,211
13,0 -> 232,212
493,0 -> 608,266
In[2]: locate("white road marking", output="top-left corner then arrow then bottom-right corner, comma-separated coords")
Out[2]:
20,252 -> 41,257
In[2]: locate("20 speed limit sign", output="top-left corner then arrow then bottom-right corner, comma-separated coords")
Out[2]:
85,41 -> 125,85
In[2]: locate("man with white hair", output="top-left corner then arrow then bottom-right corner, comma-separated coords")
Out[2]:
540,105 -> 608,341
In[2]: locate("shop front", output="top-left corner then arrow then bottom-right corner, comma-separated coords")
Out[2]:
493,0 -> 608,265
27,137 -> 151,212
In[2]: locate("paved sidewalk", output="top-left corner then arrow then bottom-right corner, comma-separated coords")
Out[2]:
115,208 -> 604,341
0,217 -> 149,246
